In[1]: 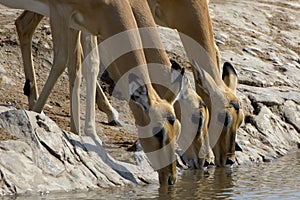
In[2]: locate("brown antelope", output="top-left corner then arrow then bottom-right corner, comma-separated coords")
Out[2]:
0,0 -> 184,185
14,10 -> 121,129
129,0 -> 211,168
5,0 -> 211,170
147,0 -> 244,167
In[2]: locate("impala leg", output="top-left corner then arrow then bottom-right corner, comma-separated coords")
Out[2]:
33,8 -> 76,114
81,32 -> 100,139
15,11 -> 43,109
202,129 -> 214,167
95,82 -> 120,126
68,32 -> 82,135
93,37 -> 120,126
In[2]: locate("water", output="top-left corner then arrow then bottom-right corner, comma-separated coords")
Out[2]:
5,151 -> 300,200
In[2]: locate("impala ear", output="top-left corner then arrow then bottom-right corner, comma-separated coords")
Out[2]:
192,59 -> 219,96
171,60 -> 191,100
222,62 -> 238,92
129,73 -> 150,111
170,59 -> 185,84
235,142 -> 243,152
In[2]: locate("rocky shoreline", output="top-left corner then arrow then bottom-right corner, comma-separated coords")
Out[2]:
0,0 -> 299,196
0,106 -> 156,195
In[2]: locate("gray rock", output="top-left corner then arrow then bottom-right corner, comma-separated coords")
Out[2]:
236,105 -> 300,166
240,85 -> 300,106
1,75 -> 15,85
254,106 -> 299,148
0,108 -> 157,196
236,124 -> 276,165
281,100 -> 300,132
241,85 -> 285,106
263,107 -> 295,144
0,65 -> 6,74
243,47 -> 258,57
237,91 -> 254,116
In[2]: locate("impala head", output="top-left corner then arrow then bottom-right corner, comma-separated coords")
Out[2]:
170,60 -> 210,169
216,62 -> 244,167
194,61 -> 244,168
128,73 -> 181,185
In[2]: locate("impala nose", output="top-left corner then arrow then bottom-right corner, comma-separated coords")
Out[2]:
225,158 -> 235,166
168,175 -> 177,185
203,160 -> 210,168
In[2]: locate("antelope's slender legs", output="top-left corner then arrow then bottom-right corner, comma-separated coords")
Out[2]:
15,11 -> 43,109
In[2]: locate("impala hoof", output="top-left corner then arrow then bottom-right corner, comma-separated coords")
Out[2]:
102,120 -> 122,127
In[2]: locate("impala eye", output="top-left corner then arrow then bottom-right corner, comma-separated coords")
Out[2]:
191,112 -> 204,135
224,113 -> 232,127
230,100 -> 240,113
218,111 -> 232,127
199,101 -> 206,108
166,114 -> 176,125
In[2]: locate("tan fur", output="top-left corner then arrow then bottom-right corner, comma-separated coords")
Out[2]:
14,11 -> 120,132
4,0 -> 243,170
215,43 -> 222,74
147,0 -> 244,167
1,0 -> 183,185
10,0 -> 211,172
129,0 -> 210,168
174,77 -> 210,168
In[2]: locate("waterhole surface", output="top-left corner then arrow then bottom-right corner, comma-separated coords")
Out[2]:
6,151 -> 300,200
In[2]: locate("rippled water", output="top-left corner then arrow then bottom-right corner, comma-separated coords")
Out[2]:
7,151 -> 300,200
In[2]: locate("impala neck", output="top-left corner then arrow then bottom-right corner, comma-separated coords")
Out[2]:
129,0 -> 174,100
150,0 -> 223,86
177,1 -> 223,86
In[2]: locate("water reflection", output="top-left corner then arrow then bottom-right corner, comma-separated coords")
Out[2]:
5,151 -> 300,200
157,167 -> 235,200
156,151 -> 300,199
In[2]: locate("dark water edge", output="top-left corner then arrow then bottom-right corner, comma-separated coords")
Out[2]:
3,150 -> 300,200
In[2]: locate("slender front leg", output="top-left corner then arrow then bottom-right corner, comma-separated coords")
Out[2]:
94,37 -> 120,126
81,32 -> 99,139
68,32 -> 82,135
15,11 -> 43,109
95,82 -> 120,125
33,6 -> 76,113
